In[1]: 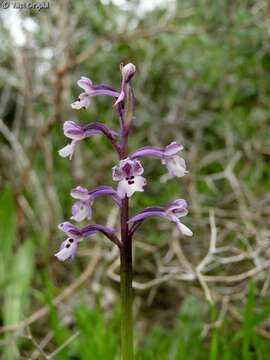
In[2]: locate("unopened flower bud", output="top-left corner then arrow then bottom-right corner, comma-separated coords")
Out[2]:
121,63 -> 136,82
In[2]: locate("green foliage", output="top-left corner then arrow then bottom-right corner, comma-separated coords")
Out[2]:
0,187 -> 34,360
74,305 -> 120,359
44,281 -> 72,360
137,296 -> 206,360
135,293 -> 270,360
238,282 -> 270,360
0,187 -> 16,287
209,306 -> 219,360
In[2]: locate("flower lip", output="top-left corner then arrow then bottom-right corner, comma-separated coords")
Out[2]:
117,175 -> 146,198
112,158 -> 146,198
54,237 -> 78,261
58,140 -> 76,160
71,92 -> 91,110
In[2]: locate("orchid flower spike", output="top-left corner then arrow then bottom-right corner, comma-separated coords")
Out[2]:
112,158 -> 146,198
70,185 -> 122,222
130,141 -> 188,178
71,76 -> 120,110
57,63 -> 192,360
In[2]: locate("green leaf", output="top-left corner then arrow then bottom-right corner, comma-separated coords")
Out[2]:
2,239 -> 34,360
241,281 -> 256,360
75,305 -> 118,360
0,187 -> 16,287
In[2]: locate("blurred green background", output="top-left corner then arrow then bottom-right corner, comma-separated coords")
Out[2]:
1,0 -> 270,358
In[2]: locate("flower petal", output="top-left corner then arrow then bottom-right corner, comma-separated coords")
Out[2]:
63,121 -> 85,140
165,155 -> 187,178
71,93 -> 91,109
55,238 -> 78,261
77,76 -> 120,97
117,180 -> 129,199
71,201 -> 92,222
58,141 -> 76,160
71,186 -> 91,201
176,221 -> 193,236
165,199 -> 188,218
121,161 -> 133,178
164,142 -> 184,156
112,158 -> 144,180
133,160 -> 144,176
58,221 -> 82,238
112,165 -> 123,181
117,176 -> 146,198
77,76 -> 93,92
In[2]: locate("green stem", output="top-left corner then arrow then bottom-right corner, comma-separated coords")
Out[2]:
120,197 -> 134,360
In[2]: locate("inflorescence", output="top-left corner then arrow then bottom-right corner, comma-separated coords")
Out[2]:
55,63 -> 192,262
